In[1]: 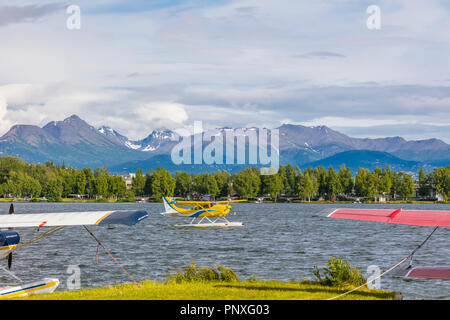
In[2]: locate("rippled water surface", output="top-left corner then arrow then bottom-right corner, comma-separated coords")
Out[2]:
0,202 -> 448,300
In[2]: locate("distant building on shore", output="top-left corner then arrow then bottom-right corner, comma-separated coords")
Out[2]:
119,173 -> 136,189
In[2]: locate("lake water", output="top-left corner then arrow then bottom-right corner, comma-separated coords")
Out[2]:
0,202 -> 448,300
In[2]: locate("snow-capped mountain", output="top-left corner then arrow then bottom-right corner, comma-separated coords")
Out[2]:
136,129 -> 178,153
98,126 -> 130,146
1,114 -> 450,172
98,127 -> 177,153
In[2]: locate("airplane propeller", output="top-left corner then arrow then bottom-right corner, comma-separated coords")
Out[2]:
7,253 -> 12,269
7,203 -> 14,269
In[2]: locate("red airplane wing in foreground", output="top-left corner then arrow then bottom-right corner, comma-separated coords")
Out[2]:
395,265 -> 450,281
323,208 -> 450,227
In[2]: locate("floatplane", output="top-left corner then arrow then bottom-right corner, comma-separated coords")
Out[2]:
161,196 -> 245,228
0,204 -> 148,298
321,208 -> 450,281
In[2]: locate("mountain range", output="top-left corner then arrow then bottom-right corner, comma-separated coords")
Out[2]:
0,114 -> 449,174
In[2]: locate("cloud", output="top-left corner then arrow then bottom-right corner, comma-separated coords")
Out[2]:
0,83 -> 128,134
0,82 -> 193,140
294,51 -> 347,59
0,3 -> 64,27
135,102 -> 188,124
0,0 -> 450,143
296,116 -> 415,128
0,97 -> 13,135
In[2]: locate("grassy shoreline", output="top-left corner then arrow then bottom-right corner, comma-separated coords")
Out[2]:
16,279 -> 395,300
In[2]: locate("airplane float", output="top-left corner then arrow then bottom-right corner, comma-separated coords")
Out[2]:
321,207 -> 450,281
161,196 -> 245,228
0,204 -> 148,298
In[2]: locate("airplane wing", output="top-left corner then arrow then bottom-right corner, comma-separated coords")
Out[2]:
394,265 -> 450,280
170,201 -> 209,205
174,200 -> 246,205
0,210 -> 149,228
320,208 -> 450,227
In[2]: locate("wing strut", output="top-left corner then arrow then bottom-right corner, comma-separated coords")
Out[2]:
327,226 -> 439,300
83,226 -> 140,287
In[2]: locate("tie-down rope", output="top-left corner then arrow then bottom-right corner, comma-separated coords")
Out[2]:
0,225 -> 140,287
83,225 -> 140,287
327,226 -> 439,300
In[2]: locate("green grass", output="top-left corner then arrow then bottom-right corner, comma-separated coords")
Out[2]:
16,279 -> 394,300
14,260 -> 394,300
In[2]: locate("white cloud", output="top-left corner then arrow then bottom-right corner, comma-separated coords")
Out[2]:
295,116 -> 416,128
135,102 -> 188,123
0,0 -> 449,142
0,97 -> 13,135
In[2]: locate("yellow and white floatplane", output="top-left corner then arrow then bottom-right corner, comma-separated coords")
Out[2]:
161,196 -> 245,228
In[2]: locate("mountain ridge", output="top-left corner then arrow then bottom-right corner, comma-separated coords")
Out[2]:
0,114 -> 449,172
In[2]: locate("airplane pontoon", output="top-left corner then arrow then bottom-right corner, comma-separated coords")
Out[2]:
161,196 -> 245,228
0,204 -> 148,298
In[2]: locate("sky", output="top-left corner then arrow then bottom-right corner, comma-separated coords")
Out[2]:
0,0 -> 450,142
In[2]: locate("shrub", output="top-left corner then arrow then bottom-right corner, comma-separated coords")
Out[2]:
168,261 -> 239,283
218,265 -> 239,282
313,256 -> 366,287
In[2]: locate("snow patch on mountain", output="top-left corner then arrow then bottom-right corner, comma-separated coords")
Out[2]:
125,141 -> 141,150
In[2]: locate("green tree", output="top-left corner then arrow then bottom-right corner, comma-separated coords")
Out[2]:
108,175 -> 126,199
396,172 -> 415,200
45,179 -> 63,202
22,175 -> 41,198
433,167 -> 450,200
417,168 -> 431,198
314,166 -> 328,198
285,164 -> 297,195
278,165 -> 289,194
94,174 -> 109,198
144,171 -> 154,196
132,169 -> 146,196
261,172 -> 283,201
75,171 -> 86,195
214,170 -> 230,197
354,168 -> 378,199
174,171 -> 192,198
232,168 -> 261,198
338,165 -> 354,195
193,173 -> 219,198
83,168 -> 95,198
377,167 -> 393,196
297,172 -> 316,201
325,166 -> 342,200
151,166 -> 176,200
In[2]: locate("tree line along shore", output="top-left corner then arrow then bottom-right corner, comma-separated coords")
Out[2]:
0,156 -> 449,203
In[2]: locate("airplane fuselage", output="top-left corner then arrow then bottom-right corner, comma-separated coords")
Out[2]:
162,197 -> 232,218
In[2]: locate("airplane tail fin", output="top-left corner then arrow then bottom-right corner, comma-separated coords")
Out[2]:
162,197 -> 178,214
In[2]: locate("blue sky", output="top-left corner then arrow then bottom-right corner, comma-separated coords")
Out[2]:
0,0 -> 450,142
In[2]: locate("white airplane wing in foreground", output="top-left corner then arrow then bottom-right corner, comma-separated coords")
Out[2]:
0,210 -> 149,228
